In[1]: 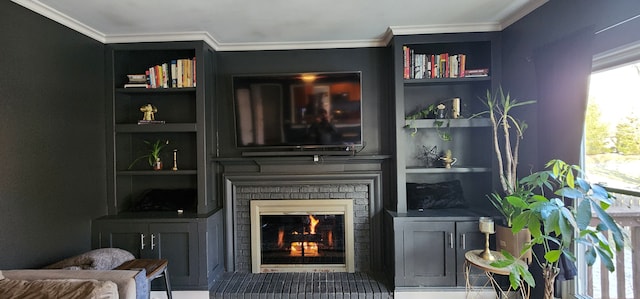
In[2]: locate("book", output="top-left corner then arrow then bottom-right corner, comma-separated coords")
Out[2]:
464,68 -> 489,77
138,120 -> 166,125
171,60 -> 177,88
124,83 -> 148,88
127,74 -> 147,83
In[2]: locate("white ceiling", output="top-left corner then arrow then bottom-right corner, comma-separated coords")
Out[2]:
13,0 -> 547,51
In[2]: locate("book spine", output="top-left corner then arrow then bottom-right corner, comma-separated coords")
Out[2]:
403,46 -> 409,79
192,57 -> 196,87
162,63 -> 169,88
171,60 -> 177,88
177,60 -> 183,88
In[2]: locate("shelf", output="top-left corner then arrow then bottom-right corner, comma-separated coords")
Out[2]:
116,170 -> 198,175
115,87 -> 196,94
115,123 -> 197,132
405,167 -> 491,174
403,76 -> 490,85
404,118 -> 491,128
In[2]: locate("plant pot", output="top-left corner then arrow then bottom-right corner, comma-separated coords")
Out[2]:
152,159 -> 163,171
495,224 -> 532,264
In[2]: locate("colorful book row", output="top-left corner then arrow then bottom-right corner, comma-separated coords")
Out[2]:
403,46 -> 488,80
124,57 -> 196,88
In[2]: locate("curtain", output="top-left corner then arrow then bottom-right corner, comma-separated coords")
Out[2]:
533,27 -> 596,168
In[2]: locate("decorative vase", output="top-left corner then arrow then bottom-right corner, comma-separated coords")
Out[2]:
495,224 -> 532,264
152,158 -> 163,171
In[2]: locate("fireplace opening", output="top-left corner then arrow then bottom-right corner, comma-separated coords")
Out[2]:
250,199 -> 354,273
260,214 -> 346,264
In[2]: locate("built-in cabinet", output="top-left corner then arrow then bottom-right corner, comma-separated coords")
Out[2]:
391,215 -> 489,287
387,32 -> 501,288
92,41 -> 223,290
92,219 -> 199,286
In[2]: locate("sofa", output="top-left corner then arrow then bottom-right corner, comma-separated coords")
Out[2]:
0,248 -> 149,299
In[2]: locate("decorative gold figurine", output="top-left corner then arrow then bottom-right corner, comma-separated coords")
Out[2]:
440,149 -> 457,168
140,104 -> 157,121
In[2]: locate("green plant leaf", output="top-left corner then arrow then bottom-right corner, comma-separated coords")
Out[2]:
596,246 -> 615,271
518,263 -> 536,287
585,247 -> 596,265
576,199 -> 592,230
491,259 -> 514,268
544,249 -> 562,263
506,195 -> 528,208
557,187 -> 583,199
592,202 -> 625,251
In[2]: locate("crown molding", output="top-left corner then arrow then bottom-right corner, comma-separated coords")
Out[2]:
500,0 -> 548,29
12,0 -> 106,43
104,31 -> 220,48
214,39 -> 386,51
390,23 -> 501,36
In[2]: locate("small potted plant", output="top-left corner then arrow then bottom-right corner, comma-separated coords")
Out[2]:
128,139 -> 169,170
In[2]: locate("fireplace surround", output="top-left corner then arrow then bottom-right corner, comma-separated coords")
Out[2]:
223,172 -> 383,273
250,199 -> 355,273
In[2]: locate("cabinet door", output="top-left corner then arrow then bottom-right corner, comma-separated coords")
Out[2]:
150,222 -> 199,287
93,221 -> 149,258
400,221 -> 456,286
456,221 -> 490,286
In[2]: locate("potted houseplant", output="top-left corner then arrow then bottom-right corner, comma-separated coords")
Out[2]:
128,139 -> 169,170
473,87 -> 536,260
492,159 -> 626,299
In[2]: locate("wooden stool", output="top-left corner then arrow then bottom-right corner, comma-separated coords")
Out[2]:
116,259 -> 172,299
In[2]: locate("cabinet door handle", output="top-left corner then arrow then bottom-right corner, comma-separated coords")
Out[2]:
461,233 -> 466,249
449,233 -> 454,249
140,234 -> 145,250
151,234 -> 156,251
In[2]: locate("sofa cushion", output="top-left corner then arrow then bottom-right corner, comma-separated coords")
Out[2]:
44,248 -> 135,270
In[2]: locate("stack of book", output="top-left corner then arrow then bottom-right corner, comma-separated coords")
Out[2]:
147,58 -> 196,88
124,74 -> 148,88
403,46 -> 486,80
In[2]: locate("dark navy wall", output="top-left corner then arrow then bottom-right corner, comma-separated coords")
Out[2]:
501,1 -> 640,297
214,48 -> 391,157
0,2 -> 106,268
502,0 -> 640,170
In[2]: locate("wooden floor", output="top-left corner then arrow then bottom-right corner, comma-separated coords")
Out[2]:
210,272 -> 393,298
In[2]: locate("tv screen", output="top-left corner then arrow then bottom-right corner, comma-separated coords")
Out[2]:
232,71 -> 362,150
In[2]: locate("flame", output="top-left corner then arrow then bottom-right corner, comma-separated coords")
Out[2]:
327,230 -> 333,247
277,228 -> 285,248
290,242 -> 319,256
308,215 -> 320,234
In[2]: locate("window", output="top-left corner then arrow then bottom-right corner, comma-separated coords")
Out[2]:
586,61 -> 640,191
581,47 -> 640,299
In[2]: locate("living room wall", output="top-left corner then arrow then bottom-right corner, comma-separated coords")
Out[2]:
500,1 -> 640,297
501,0 -> 640,171
0,2 -> 106,268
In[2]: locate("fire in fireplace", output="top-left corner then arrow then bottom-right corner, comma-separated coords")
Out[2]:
250,199 -> 354,273
261,213 -> 345,263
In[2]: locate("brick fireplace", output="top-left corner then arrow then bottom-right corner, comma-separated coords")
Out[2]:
223,172 -> 383,273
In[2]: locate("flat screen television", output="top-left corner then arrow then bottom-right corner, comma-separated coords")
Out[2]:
232,71 -> 362,152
